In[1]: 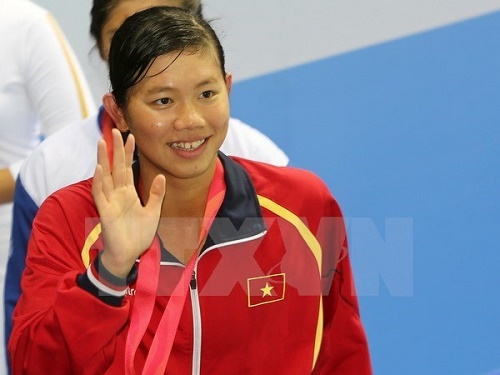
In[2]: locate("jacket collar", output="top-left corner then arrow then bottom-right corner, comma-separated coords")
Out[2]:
206,152 -> 266,248
132,152 -> 266,260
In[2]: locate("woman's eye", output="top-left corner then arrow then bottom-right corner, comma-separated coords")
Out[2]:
155,97 -> 171,105
200,90 -> 214,99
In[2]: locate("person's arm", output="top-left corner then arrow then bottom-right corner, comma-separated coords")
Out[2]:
0,169 -> 15,203
9,130 -> 165,373
4,119 -> 94,353
312,195 -> 372,374
4,177 -> 38,354
8,187 -> 132,374
25,11 -> 95,137
1,10 -> 96,205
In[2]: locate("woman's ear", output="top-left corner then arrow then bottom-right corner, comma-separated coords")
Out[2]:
102,93 -> 129,132
225,72 -> 233,95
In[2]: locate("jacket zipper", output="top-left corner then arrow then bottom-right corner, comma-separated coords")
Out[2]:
190,270 -> 202,375
187,231 -> 267,374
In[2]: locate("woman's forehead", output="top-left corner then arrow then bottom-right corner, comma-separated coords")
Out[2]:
146,49 -> 221,78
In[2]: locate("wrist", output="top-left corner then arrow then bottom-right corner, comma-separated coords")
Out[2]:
100,251 -> 136,279
76,252 -> 138,306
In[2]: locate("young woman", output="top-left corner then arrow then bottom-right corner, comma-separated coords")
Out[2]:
9,7 -> 371,374
4,0 -> 288,356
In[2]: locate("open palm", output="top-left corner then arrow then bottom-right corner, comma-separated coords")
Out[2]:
92,128 -> 166,278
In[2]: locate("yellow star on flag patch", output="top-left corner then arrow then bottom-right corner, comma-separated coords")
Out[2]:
260,282 -> 274,297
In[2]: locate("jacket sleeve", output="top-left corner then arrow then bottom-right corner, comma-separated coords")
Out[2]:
8,191 -> 130,374
4,177 -> 38,355
312,195 -> 372,374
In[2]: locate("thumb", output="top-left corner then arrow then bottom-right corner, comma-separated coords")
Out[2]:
145,174 -> 166,212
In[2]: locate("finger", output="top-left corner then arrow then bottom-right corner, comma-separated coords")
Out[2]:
145,174 -> 166,214
111,128 -> 127,187
92,164 -> 108,210
97,138 -> 110,174
97,138 -> 115,195
124,133 -> 136,186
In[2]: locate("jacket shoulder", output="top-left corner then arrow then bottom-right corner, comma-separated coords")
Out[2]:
39,178 -> 95,218
231,157 -> 340,215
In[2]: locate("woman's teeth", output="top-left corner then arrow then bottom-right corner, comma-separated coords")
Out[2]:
169,138 -> 206,151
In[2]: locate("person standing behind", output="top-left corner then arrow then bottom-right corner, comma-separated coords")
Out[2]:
0,0 -> 95,371
3,0 -> 287,364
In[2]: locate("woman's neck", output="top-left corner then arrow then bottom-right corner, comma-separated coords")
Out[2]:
138,158 -> 217,219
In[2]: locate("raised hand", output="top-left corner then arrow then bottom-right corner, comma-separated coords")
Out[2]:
92,128 -> 166,278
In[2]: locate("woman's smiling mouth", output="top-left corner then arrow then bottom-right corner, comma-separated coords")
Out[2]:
168,138 -> 206,151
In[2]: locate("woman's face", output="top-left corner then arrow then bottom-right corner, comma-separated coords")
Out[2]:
115,49 -> 231,182
100,0 -> 185,61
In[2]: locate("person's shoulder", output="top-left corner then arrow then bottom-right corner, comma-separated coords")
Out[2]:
1,0 -> 56,50
232,157 -> 343,219
19,114 -> 100,205
223,117 -> 289,166
1,0 -> 48,22
35,177 -> 96,227
232,156 -> 331,198
43,177 -> 95,211
227,117 -> 261,134
17,0 -> 47,16
21,113 -> 99,173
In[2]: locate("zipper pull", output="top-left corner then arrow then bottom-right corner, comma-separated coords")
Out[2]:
190,271 -> 197,290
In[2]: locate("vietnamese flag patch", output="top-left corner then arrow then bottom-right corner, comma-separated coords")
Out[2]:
247,273 -> 286,307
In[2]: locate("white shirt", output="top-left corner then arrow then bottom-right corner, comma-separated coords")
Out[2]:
0,0 -> 95,178
0,2 -> 95,370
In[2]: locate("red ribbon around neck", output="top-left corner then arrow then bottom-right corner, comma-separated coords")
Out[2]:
125,159 -> 226,375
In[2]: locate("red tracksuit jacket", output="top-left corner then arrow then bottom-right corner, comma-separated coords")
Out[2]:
10,153 -> 372,374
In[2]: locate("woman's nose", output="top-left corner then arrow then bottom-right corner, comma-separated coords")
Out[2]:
172,102 -> 203,130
